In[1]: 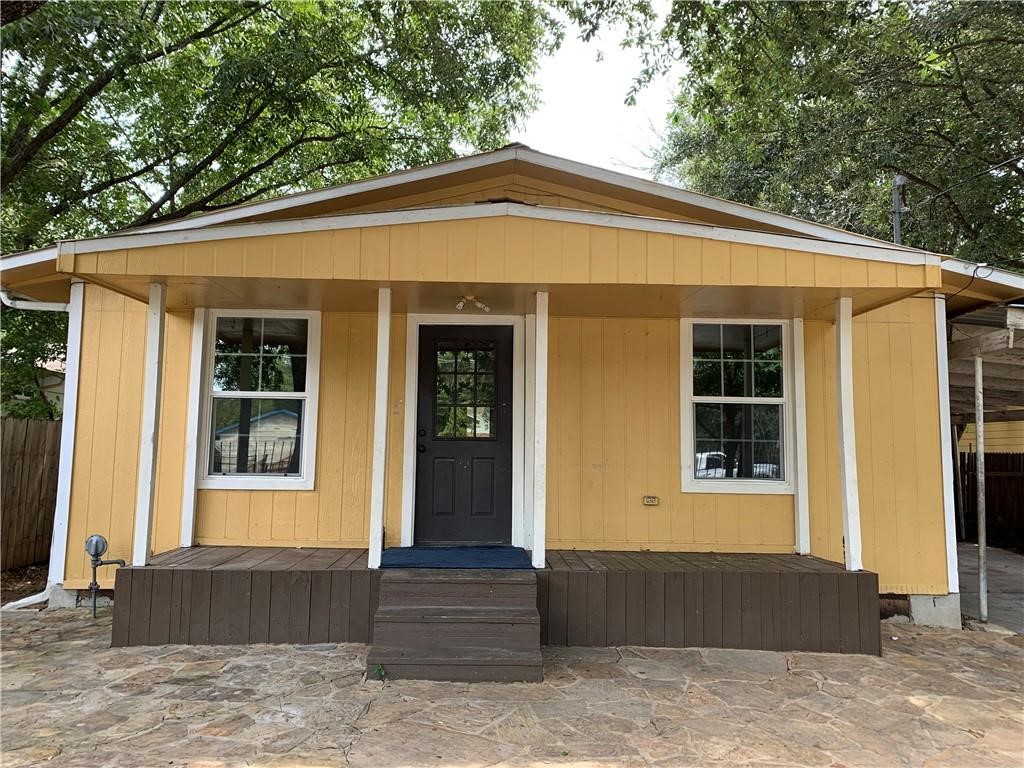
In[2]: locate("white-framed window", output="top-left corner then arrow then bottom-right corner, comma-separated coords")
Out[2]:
680,319 -> 794,494
199,309 -> 321,490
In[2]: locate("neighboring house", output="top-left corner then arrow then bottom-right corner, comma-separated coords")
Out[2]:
958,421 -> 1024,453
3,146 -> 1022,678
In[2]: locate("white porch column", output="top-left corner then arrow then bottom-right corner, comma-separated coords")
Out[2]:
835,296 -> 863,571
792,317 -> 811,555
368,287 -> 392,569
531,291 -> 549,569
132,282 -> 167,566
47,279 -> 85,585
932,294 -> 959,593
179,309 -> 207,548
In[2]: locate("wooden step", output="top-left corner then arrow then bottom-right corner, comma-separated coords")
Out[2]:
378,568 -> 536,608
367,568 -> 543,682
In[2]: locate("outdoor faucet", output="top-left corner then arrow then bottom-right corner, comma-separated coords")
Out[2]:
85,534 -> 125,618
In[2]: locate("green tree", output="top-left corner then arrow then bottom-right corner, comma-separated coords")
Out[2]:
643,1 -> 1024,268
1,0 -> 558,252
0,308 -> 67,419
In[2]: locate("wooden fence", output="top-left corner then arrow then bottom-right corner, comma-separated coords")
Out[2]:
1,418 -> 61,570
958,451 -> 1024,552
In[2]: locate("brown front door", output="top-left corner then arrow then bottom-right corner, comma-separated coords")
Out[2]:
414,325 -> 513,545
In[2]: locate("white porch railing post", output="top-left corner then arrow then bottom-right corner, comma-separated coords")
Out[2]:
368,287 -> 392,569
132,282 -> 167,566
531,292 -> 549,569
835,296 -> 863,571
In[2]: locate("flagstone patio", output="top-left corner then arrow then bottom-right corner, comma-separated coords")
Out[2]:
1,608 -> 1021,767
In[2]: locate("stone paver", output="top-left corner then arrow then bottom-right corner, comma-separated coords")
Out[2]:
2,609 -> 1022,767
958,542 -> 1024,634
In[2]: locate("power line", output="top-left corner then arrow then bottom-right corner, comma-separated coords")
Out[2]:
909,154 -> 1024,210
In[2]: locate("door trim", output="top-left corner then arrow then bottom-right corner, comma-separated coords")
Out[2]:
401,314 -> 525,548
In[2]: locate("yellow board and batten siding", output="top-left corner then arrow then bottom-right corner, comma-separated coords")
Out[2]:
192,312 -> 407,550
804,300 -> 950,594
62,289 -> 407,588
58,217 -> 948,594
63,285 -> 192,588
62,218 -> 938,290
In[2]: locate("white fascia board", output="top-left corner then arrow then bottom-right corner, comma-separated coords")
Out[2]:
515,147 -> 919,251
0,246 -> 59,272
941,258 -> 1024,292
129,147 -> 522,234
63,202 -> 940,267
118,145 -> 916,254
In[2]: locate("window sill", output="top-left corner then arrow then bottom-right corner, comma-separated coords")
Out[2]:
682,479 -> 794,495
199,476 -> 314,492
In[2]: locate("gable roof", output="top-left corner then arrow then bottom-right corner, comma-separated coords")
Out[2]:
124,144 -> 914,251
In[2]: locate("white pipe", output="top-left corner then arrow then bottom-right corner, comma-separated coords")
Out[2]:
1,584 -> 53,611
975,355 -> 988,623
0,283 -> 76,609
0,289 -> 68,312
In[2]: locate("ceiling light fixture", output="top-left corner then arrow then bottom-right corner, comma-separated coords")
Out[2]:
456,294 -> 490,313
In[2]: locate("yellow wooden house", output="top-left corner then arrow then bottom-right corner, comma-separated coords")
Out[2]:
3,146 -> 1022,679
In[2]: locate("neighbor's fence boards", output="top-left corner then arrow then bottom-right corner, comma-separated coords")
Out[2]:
959,451 -> 1024,551
1,418 -> 61,570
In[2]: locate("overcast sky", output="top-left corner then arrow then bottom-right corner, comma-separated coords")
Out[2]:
511,21 -> 682,181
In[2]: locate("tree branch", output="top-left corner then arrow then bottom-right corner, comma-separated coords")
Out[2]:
1,3 -> 266,189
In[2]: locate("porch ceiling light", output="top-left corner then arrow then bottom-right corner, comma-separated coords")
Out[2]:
456,294 -> 491,313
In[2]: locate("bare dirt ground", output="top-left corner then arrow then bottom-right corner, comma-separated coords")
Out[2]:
0,564 -> 46,605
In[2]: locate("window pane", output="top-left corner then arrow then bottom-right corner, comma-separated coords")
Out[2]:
212,354 -> 259,392
436,374 -> 454,405
692,403 -> 784,481
754,361 -> 783,397
692,324 -> 720,360
474,407 -> 493,438
437,350 -> 455,373
694,403 -> 722,440
214,316 -> 309,394
476,349 -> 495,372
260,319 -> 308,357
457,350 -> 475,372
215,317 -> 259,354
753,442 -> 783,479
722,361 -> 752,397
210,398 -> 302,475
752,404 -> 782,442
260,353 -> 307,392
477,374 -> 495,405
695,441 -> 725,478
456,375 -> 475,405
693,361 -> 721,397
435,407 -> 453,438
753,325 -> 782,359
722,325 -> 752,360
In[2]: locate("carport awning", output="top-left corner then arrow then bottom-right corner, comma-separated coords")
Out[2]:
947,306 -> 1024,425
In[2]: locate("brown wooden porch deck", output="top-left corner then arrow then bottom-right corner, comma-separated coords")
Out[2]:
111,547 -> 880,655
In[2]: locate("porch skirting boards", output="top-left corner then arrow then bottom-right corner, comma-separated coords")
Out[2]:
111,547 -> 880,656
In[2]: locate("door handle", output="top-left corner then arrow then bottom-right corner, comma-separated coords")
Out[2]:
418,444 -> 426,453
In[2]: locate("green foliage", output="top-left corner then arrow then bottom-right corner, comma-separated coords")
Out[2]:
1,0 -> 558,252
646,1 -> 1024,269
0,307 -> 67,419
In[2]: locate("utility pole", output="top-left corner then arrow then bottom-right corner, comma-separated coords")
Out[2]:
892,174 -> 908,245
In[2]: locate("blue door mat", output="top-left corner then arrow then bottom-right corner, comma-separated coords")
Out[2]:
380,545 -> 532,569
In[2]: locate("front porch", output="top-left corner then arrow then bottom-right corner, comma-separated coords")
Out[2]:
111,546 -> 880,656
